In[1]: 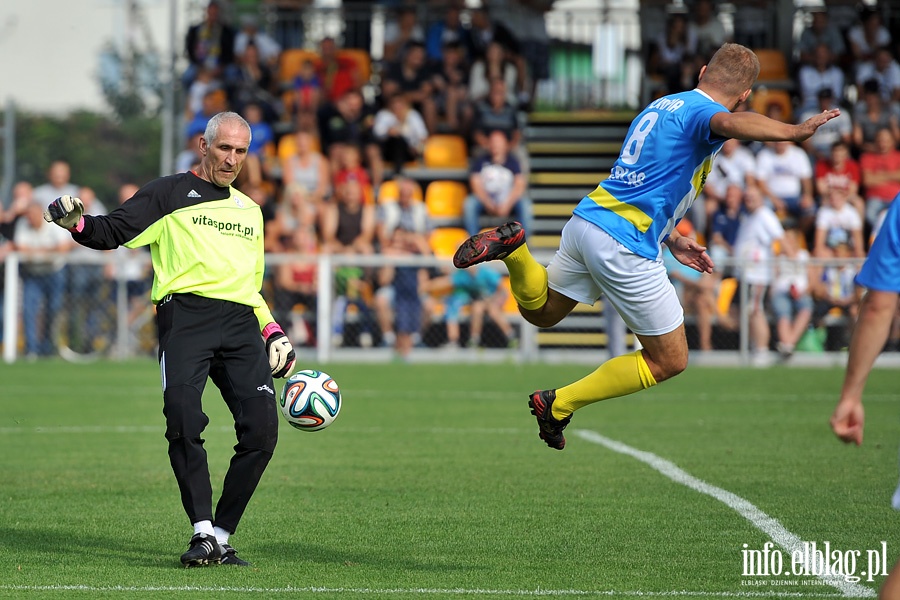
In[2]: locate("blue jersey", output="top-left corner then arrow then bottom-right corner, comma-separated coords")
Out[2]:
856,193 -> 900,292
573,89 -> 729,260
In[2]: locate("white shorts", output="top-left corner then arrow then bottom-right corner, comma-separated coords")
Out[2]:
546,216 -> 684,336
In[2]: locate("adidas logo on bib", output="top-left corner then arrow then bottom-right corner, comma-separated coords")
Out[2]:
187,189 -> 201,198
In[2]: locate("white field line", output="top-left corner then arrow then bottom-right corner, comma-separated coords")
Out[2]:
0,584 -> 862,597
575,429 -> 877,599
0,425 -> 525,435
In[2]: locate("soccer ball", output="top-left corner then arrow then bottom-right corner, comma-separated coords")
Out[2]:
279,369 -> 341,431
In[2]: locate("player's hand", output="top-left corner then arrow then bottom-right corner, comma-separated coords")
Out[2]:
43,195 -> 84,229
264,323 -> 296,378
795,108 -> 840,142
830,397 -> 864,446
668,235 -> 715,274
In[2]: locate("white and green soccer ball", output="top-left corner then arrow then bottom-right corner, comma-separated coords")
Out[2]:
279,369 -> 341,431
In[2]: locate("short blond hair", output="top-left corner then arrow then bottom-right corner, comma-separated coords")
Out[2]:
701,43 -> 760,97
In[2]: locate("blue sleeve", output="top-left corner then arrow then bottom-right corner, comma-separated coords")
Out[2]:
686,99 -> 729,145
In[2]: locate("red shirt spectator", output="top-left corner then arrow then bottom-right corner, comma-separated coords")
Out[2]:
317,37 -> 360,103
860,128 -> 900,224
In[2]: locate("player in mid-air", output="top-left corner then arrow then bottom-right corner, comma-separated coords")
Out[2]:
454,43 -> 840,450
43,112 -> 297,566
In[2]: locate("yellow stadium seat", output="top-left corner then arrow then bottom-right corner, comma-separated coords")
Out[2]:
501,276 -> 518,315
425,180 -> 467,219
717,277 -> 738,317
754,48 -> 789,81
278,49 -> 321,84
429,227 -> 470,259
277,133 -> 321,162
377,179 -> 424,204
750,88 -> 793,122
423,134 -> 469,169
337,48 -> 372,83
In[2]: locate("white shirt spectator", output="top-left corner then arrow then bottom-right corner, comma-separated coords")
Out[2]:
798,64 -> 844,110
32,182 -> 80,208
773,248 -> 811,296
797,102 -> 853,159
734,203 -> 785,285
856,56 -> 900,104
755,144 -> 813,200
704,142 -> 757,198
816,203 -> 863,249
847,23 -> 891,60
373,106 -> 429,153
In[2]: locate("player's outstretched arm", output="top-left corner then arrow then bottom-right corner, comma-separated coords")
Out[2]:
710,109 -> 840,143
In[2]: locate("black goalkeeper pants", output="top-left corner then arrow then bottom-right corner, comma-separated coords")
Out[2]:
156,293 -> 278,534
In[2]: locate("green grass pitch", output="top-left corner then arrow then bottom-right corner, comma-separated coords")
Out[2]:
1,360 -> 898,598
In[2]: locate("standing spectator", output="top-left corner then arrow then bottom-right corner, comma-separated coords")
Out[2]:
14,200 -> 72,358
733,185 -> 785,365
859,127 -> 900,226
852,79 -> 900,154
797,9 -> 847,67
771,225 -> 814,360
647,13 -> 697,95
798,88 -> 852,164
662,220 -> 716,352
756,141 -> 816,234
281,128 -> 331,212
797,45 -> 844,113
42,112 -> 297,566
855,46 -> 900,107
708,183 -> 744,274
464,130 -> 530,236
377,227 -> 428,360
815,140 -> 863,218
814,184 -> 865,258
32,161 -> 80,208
66,186 -> 109,355
0,181 -> 35,240
372,94 -> 429,174
847,9 -> 891,65
183,0 -> 236,88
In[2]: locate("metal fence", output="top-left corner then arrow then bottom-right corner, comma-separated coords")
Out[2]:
2,251 -> 889,367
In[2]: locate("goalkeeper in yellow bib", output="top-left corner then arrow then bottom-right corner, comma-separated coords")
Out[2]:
454,43 -> 840,450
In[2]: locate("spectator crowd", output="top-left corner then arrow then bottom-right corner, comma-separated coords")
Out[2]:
3,0 -> 900,362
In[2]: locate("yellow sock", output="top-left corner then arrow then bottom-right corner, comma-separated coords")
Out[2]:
502,243 -> 548,311
551,350 -> 657,420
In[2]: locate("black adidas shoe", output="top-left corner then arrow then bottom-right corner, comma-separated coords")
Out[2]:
452,222 -> 526,269
528,389 -> 571,450
180,533 -> 222,567
220,543 -> 251,566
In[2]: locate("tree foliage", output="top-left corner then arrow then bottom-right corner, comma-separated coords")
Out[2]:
13,111 -> 161,211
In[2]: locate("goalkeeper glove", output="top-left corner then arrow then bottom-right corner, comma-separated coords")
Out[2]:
43,195 -> 85,230
263,323 -> 296,378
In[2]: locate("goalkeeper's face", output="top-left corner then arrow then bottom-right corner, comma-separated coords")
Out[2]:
200,122 -> 250,187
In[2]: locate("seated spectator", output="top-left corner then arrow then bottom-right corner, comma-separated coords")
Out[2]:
797,45 -> 844,113
317,90 -> 384,187
281,127 -> 331,213
662,220 -> 716,352
441,264 -> 516,348
321,179 -> 375,256
226,40 -> 278,121
688,0 -> 729,60
847,8 -> 891,64
797,9 -> 847,67
733,185 -> 785,365
814,184 -> 865,258
855,46 -> 900,107
429,40 -> 470,134
182,0 -> 236,88
471,78 -> 524,154
469,40 -> 519,106
755,141 -> 816,234
860,127 -> 900,225
815,140 -> 864,218
771,225 -> 814,360
372,94 -> 429,174
464,130 -> 530,236
852,79 -> 900,154
376,176 -> 430,251
270,179 -> 318,253
238,102 -> 275,187
425,4 -> 468,65
382,41 -> 437,133
185,87 -> 228,139
466,7 -> 521,65
703,138 -> 757,221
290,58 -> 322,126
317,37 -> 361,104
708,183 -> 744,275
382,6 -> 425,64
14,200 -> 72,358
234,14 -> 281,68
647,13 -> 697,95
810,242 -> 860,347
332,145 -> 372,204
798,88 -> 852,164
